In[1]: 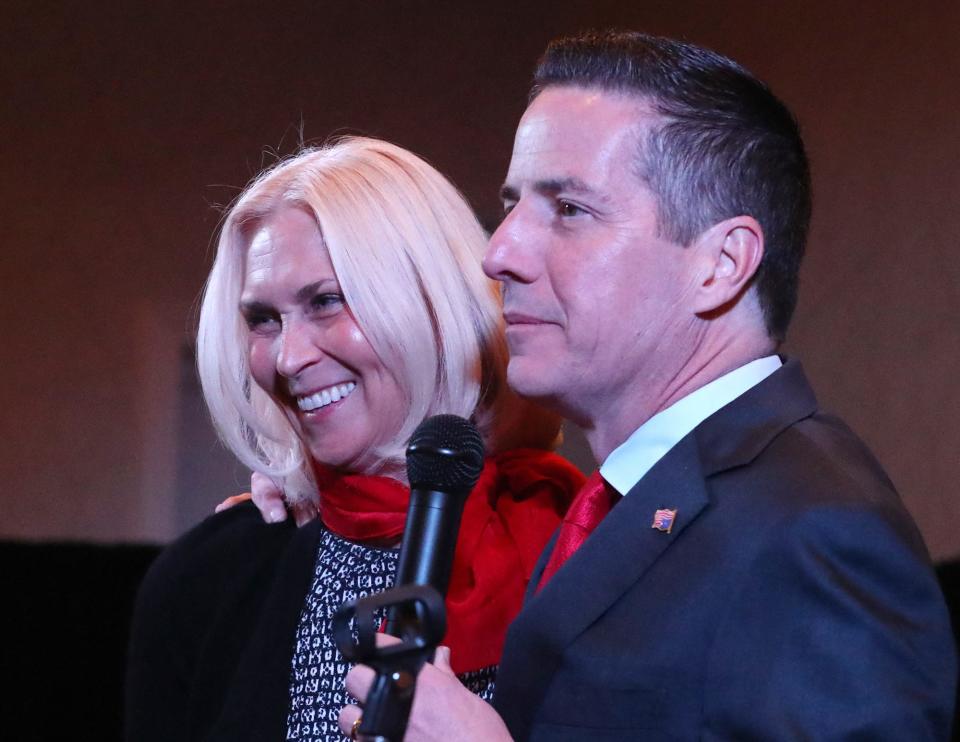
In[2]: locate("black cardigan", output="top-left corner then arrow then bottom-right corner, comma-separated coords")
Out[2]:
125,502 -> 323,741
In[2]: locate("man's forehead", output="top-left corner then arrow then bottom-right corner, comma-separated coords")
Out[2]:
520,86 -> 657,136
504,86 -> 656,188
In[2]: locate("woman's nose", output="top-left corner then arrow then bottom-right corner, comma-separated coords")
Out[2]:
276,320 -> 322,378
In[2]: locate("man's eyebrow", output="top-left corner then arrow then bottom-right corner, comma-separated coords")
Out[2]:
499,177 -> 608,203
535,177 -> 597,196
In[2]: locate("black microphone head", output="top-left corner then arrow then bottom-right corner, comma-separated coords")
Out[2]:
405,414 -> 485,492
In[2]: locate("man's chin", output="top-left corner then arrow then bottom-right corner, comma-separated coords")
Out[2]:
506,359 -> 561,404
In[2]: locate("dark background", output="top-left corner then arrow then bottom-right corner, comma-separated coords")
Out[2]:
3,1 -> 959,738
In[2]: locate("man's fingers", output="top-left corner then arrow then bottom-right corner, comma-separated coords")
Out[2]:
433,645 -> 454,674
291,500 -> 318,527
250,472 -> 287,523
338,704 -> 362,738
339,639 -> 455,734
214,493 -> 252,513
344,663 -> 377,703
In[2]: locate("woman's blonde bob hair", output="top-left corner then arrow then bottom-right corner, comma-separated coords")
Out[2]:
197,137 -> 543,505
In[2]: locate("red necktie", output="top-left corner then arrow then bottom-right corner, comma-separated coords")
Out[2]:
536,470 -> 618,591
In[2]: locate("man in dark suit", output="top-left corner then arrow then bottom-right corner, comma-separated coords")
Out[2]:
340,30 -> 957,740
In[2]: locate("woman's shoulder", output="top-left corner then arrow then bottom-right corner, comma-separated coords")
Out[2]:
489,448 -> 585,506
452,449 -> 584,596
126,504 -> 304,739
160,501 -> 294,567
475,449 -> 585,563
136,502 -> 297,615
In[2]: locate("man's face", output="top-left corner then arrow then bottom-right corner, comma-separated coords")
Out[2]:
483,86 -> 704,430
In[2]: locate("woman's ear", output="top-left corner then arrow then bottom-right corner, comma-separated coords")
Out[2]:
691,215 -> 764,315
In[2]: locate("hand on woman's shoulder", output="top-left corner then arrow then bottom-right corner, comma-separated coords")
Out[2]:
214,472 -> 318,527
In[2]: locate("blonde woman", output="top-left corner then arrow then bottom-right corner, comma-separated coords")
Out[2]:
125,138 -> 582,742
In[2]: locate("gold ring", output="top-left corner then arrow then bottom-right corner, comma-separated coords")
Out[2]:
350,716 -> 363,741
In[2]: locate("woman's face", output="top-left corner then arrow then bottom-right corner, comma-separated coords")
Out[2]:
240,206 -> 407,472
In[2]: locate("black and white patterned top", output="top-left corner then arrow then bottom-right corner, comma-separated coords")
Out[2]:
286,528 -> 497,741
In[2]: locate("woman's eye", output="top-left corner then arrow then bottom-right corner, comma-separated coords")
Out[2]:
244,313 -> 278,331
310,293 -> 344,314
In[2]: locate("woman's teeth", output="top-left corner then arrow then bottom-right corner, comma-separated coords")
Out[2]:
297,382 -> 356,412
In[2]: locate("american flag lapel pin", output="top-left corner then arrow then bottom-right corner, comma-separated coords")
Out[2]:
652,508 -> 677,534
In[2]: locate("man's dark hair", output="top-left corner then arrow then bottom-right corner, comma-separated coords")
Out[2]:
532,30 -> 811,342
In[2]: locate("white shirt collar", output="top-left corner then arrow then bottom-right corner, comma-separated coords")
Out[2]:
600,355 -> 782,496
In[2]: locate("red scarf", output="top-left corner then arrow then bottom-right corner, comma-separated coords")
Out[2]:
314,449 -> 584,673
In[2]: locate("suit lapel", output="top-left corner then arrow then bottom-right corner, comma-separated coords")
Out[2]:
525,530 -> 559,604
693,357 -> 818,476
496,435 -> 710,737
518,359 -> 818,645
495,359 -> 820,740
520,434 -> 709,646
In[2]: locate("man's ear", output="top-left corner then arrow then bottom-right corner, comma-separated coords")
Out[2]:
691,216 -> 764,315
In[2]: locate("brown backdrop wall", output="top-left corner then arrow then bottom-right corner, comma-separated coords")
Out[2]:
3,1 -> 958,560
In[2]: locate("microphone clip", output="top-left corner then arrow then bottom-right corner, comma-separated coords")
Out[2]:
333,584 -> 447,742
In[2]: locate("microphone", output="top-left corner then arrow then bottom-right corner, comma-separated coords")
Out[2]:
334,414 -> 484,741
385,414 -> 485,636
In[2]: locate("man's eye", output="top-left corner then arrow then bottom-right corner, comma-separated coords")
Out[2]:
502,201 -> 516,217
557,200 -> 585,217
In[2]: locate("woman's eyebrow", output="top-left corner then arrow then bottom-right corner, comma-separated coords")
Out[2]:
294,279 -> 338,303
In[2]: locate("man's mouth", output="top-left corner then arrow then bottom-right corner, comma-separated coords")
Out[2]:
503,311 -> 548,325
296,382 -> 357,412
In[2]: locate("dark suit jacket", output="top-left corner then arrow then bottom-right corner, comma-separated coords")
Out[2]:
493,360 -> 956,741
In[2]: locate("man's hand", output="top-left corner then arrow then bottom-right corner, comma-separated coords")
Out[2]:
214,472 -> 318,526
214,492 -> 253,513
338,641 -> 513,742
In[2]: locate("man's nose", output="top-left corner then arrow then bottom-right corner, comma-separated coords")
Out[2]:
483,207 -> 536,284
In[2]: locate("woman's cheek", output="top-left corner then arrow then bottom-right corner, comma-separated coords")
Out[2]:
247,337 -> 278,393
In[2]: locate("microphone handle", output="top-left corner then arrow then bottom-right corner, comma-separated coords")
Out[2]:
385,488 -> 466,636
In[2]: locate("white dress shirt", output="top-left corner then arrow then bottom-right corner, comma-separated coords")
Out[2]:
600,356 -> 782,496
